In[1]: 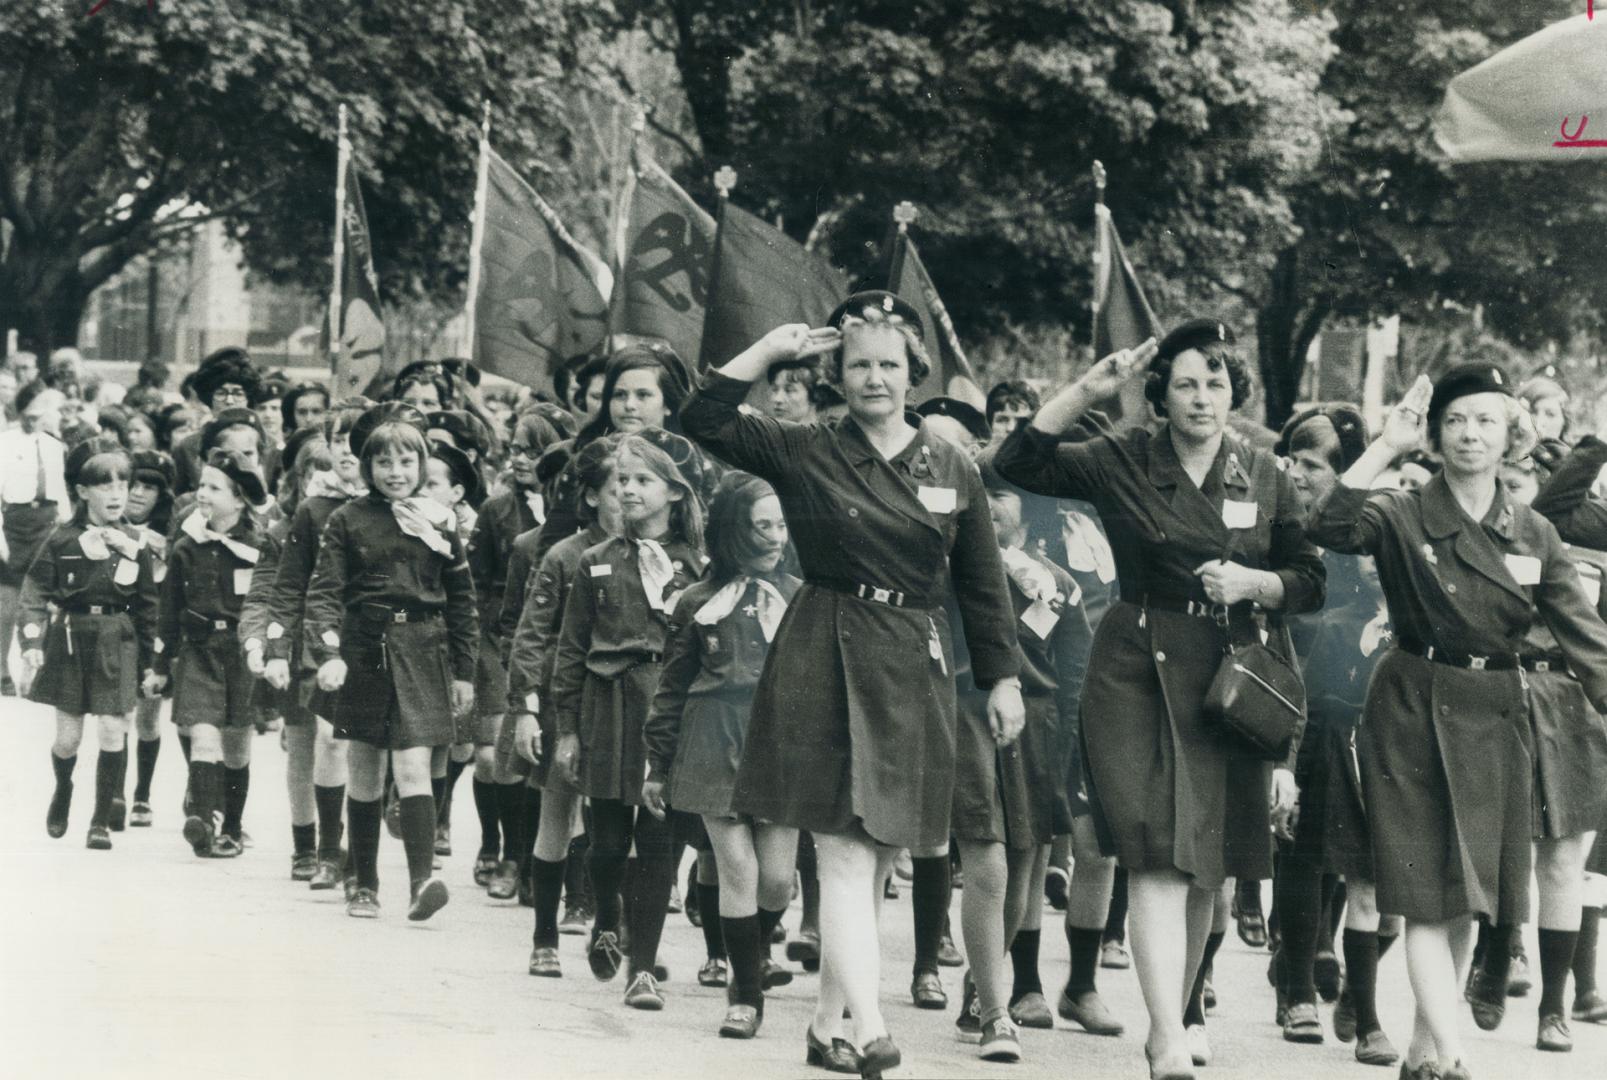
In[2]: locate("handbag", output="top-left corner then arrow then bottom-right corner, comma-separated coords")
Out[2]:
1201,610 -> 1307,762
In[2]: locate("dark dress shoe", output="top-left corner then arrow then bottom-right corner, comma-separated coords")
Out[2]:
85,825 -> 112,850
1314,950 -> 1342,1002
407,877 -> 450,921
46,787 -> 72,838
805,1026 -> 860,1073
788,929 -> 821,966
1333,984 -> 1358,1043
761,958 -> 793,989
910,969 -> 947,1009
698,958 -> 728,987
182,814 -> 212,856
1281,1001 -> 1324,1043
1465,969 -> 1505,1030
718,1003 -> 762,1039
109,797 -> 127,832
1059,987 -> 1125,1035
1354,1029 -> 1399,1066
857,1036 -> 900,1079
937,934 -> 964,967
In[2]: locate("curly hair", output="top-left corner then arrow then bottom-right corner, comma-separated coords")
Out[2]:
1143,342 -> 1253,418
825,305 -> 932,389
1427,393 -> 1536,464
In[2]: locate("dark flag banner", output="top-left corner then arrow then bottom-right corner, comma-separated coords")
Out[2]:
1092,203 -> 1164,425
472,147 -> 612,389
326,159 -> 388,397
699,200 -> 847,372
612,159 -> 717,367
888,231 -> 983,408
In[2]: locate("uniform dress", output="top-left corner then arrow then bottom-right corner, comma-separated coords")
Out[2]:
467,487 -> 542,742
949,549 -> 1091,848
643,572 -> 802,817
1288,550 -> 1390,879
301,493 -> 479,750
254,493 -> 350,724
682,373 -> 1020,851
157,511 -> 279,729
21,518 -> 159,715
549,534 -> 703,805
496,523 -> 605,784
1309,475 -> 1607,923
994,422 -> 1324,887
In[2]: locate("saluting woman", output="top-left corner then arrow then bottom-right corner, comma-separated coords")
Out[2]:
1308,366 -> 1607,1080
682,293 -> 1024,1077
993,320 -> 1324,1080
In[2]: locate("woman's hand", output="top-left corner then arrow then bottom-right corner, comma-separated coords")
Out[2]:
140,669 -> 167,699
19,649 -> 44,696
1380,374 -> 1433,453
987,680 -> 1027,747
1194,560 -> 1269,606
263,658 -> 291,692
244,645 -> 265,677
641,778 -> 668,821
316,658 -> 347,692
753,323 -> 841,367
450,679 -> 475,719
553,733 -> 581,786
1075,339 -> 1159,400
1270,767 -> 1299,841
511,711 -> 542,766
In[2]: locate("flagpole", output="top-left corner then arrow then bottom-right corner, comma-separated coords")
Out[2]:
329,104 -> 348,373
606,101 -> 646,351
889,200 -> 917,287
697,165 -> 738,370
462,100 -> 492,360
1091,160 -> 1108,328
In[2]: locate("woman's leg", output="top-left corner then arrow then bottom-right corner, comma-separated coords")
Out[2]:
1536,833 -> 1593,1036
345,742 -> 388,895
1062,816 -> 1122,1029
219,726 -> 252,841
1126,868 -> 1203,1066
1339,879 -> 1391,1045
390,746 -> 444,911
708,817 -> 764,1009
87,713 -> 129,837
814,832 -> 899,1046
48,711 -> 85,834
957,839 -> 1012,1030
285,722 -> 317,863
1402,917 -> 1471,1069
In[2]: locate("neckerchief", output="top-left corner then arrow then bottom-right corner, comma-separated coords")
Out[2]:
78,524 -> 143,562
1000,546 -> 1059,604
392,497 -> 455,557
524,489 -> 546,525
181,510 -> 260,564
694,576 -> 789,642
636,538 -> 675,613
1061,508 -> 1115,583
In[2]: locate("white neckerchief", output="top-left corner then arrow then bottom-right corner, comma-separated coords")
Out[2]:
636,538 -> 676,612
78,524 -> 143,561
694,576 -> 789,642
1000,546 -> 1059,603
392,497 -> 455,557
524,489 -> 546,525
181,510 -> 260,564
1061,509 -> 1115,583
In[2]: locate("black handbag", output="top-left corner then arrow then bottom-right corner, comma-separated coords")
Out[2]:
1201,613 -> 1306,762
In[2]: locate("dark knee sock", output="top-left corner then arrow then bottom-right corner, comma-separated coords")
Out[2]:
91,749 -> 126,827
472,778 -> 499,855
531,855 -> 566,947
134,737 -> 159,802
566,834 -> 590,906
1011,927 -> 1043,1001
758,905 -> 785,960
1342,928 -> 1383,1036
1184,931 -> 1226,1026
522,787 -> 541,864
347,797 -> 381,891
1377,929 -> 1398,960
51,750 -> 76,793
178,733 -> 192,764
911,854 -> 952,975
430,776 -> 445,815
398,794 -> 437,889
188,760 -> 221,822
221,765 -> 249,837
112,738 -> 129,800
698,883 -> 725,959
1237,877 -> 1263,915
1538,928 -> 1579,1017
315,784 -> 345,858
1104,866 -> 1128,943
1276,853 -> 1323,1004
1575,907 -> 1601,998
496,782 -> 525,863
291,822 -> 315,856
627,854 -> 676,975
723,914 -> 764,1008
588,851 -> 627,934
1472,916 -> 1492,968
1481,923 -> 1516,984
1065,925 -> 1103,997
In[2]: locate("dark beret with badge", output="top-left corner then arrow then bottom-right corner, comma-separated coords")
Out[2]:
64,436 -> 127,490
129,449 -> 176,493
203,447 -> 270,508
916,396 -> 990,443
520,401 -> 579,442
1428,362 -> 1511,435
1153,317 -> 1234,366
430,441 -> 482,505
350,401 -> 428,459
278,426 -> 325,478
827,290 -> 924,337
622,426 -> 707,501
201,407 -> 266,456
425,409 -> 483,456
1275,404 -> 1371,473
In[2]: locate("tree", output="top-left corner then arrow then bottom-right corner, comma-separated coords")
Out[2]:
0,0 -> 610,353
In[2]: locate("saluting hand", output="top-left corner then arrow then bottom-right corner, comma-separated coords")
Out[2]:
512,711 -> 542,766
316,658 -> 347,692
641,778 -> 667,821
988,680 -> 1027,747
1075,338 -> 1159,400
1380,374 -> 1433,453
263,658 -> 291,691
755,323 -> 842,366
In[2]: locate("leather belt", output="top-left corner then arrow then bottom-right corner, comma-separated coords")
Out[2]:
1397,636 -> 1518,671
1520,652 -> 1569,674
65,604 -> 130,617
817,579 -> 934,610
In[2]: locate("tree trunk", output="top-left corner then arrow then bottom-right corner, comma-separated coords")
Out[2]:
1254,246 -> 1326,430
0,230 -> 92,354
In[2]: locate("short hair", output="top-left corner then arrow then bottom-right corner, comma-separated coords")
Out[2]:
1427,392 -> 1536,463
75,449 -> 132,489
358,420 -> 430,492
767,359 -> 840,411
985,380 -> 1040,425
706,473 -> 782,583
572,354 -> 608,405
15,380 -> 57,416
155,403 -> 193,451
826,305 -> 932,388
1143,342 -> 1253,417
576,343 -> 696,445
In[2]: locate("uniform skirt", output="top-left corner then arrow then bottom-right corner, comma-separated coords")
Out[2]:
665,689 -> 752,818
575,657 -> 661,805
28,612 -> 139,716
1290,700 -> 1373,880
1526,670 -> 1607,839
1358,649 -> 1532,924
171,629 -> 257,729
331,616 -> 455,750
951,691 -> 1053,849
472,628 -> 509,743
1081,602 -> 1273,887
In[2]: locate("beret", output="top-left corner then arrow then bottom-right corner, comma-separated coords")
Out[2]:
429,442 -> 482,505
827,290 -> 923,338
619,427 -> 705,498
916,396 -> 989,442
521,401 -> 579,442
1428,362 -> 1511,434
1274,404 -> 1371,473
425,409 -> 482,455
129,449 -> 176,492
65,436 -> 126,489
202,448 -> 269,508
279,426 -> 325,477
1153,317 -> 1234,366
201,407 -> 265,455
351,402 -> 428,459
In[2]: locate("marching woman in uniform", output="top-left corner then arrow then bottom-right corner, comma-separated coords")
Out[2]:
121,449 -> 175,828
994,319 -> 1323,1080
682,294 -> 1024,1077
301,409 -> 479,921
22,438 -> 159,849
548,429 -> 706,1009
152,448 -> 278,860
1308,366 -> 1607,1080
641,473 -> 801,1039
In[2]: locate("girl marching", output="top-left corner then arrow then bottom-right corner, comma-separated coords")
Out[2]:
121,449 -> 175,828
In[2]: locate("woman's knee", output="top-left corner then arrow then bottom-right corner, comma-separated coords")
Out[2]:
94,714 -> 128,752
957,841 -> 1009,898
221,728 -> 252,768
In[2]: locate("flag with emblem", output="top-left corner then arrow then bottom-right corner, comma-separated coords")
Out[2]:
469,147 -> 613,389
611,158 -> 717,366
324,151 -> 389,397
887,230 -> 983,409
699,198 -> 848,372
1092,203 -> 1164,426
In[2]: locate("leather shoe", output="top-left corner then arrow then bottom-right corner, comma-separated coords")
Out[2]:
407,877 -> 450,921
1573,988 -> 1607,1023
910,970 -> 947,1009
487,859 -> 519,900
528,946 -> 561,977
291,851 -> 318,881
109,797 -> 127,832
937,933 -> 964,967
1333,983 -> 1358,1043
858,1035 -> 900,1078
1009,990 -> 1054,1029
1059,987 -> 1124,1035
761,958 -> 794,989
719,1003 -> 761,1039
1354,1029 -> 1398,1066
309,855 -> 344,890
1536,1012 -> 1572,1052
805,1026 -> 860,1073
698,958 -> 728,987
1282,1000 -> 1324,1043
1465,968 -> 1505,1031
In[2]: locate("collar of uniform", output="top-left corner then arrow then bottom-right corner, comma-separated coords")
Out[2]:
837,412 -> 929,472
1420,472 -> 1515,542
1147,424 -> 1241,491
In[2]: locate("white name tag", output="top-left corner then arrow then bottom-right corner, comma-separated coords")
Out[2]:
1020,599 -> 1060,639
1222,500 -> 1258,529
589,563 -> 612,578
918,485 -> 957,514
1581,572 -> 1601,606
114,559 -> 139,587
233,568 -> 254,595
1504,553 -> 1542,586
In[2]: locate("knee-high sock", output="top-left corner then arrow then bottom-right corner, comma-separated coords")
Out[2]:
1342,928 -> 1383,1037
91,749 -> 126,828
398,794 -> 437,889
723,915 -> 764,1008
1575,907 -> 1601,998
439,755 -> 468,825
626,852 -> 676,976
134,737 -> 160,802
1064,925 -> 1102,997
911,854 -> 952,975
698,882 -> 725,959
1538,928 -> 1579,1017
347,797 -> 382,892
430,776 -> 445,816
1276,850 -> 1323,1004
758,905 -> 784,960
472,779 -> 499,856
531,855 -> 566,947
565,833 -> 591,906
188,760 -> 222,824
51,750 -> 76,794
1184,930 -> 1226,1027
1104,866 -> 1129,943
1011,927 -> 1044,1000
1481,923 -> 1516,985
222,765 -> 249,837
496,781 -> 525,863
315,783 -> 345,859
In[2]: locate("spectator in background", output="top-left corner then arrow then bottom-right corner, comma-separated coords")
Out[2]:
255,375 -> 287,451
125,409 -> 158,454
986,380 -> 1041,448
764,357 -> 842,426
46,347 -> 84,386
281,383 -> 330,435
0,368 -> 18,430
569,354 -> 607,429
123,361 -> 172,415
172,348 -> 262,494
156,402 -> 197,454
10,351 -> 39,388
95,404 -> 131,449
0,382 -> 71,696
1519,374 -> 1571,445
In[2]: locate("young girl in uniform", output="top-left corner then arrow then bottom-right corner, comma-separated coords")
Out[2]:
121,449 -> 175,828
23,438 -> 159,850
152,448 -> 277,859
302,410 -> 478,920
550,429 -> 705,1008
642,473 -> 800,1037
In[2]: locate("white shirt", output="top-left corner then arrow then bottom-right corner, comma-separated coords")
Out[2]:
0,428 -> 69,519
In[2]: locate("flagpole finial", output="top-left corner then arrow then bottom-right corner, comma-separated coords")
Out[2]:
631,99 -> 648,134
480,99 -> 491,139
1092,160 -> 1106,203
713,166 -> 737,198
893,201 -> 918,234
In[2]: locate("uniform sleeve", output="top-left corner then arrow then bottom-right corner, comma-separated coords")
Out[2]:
533,465 -> 583,562
680,372 -> 813,482
466,502 -> 498,624
1267,467 -> 1326,616
1307,484 -> 1395,557
442,529 -> 480,683
155,541 -> 185,679
1532,436 -> 1607,549
498,539 -> 536,666
1535,521 -> 1607,712
643,590 -> 703,784
17,535 -> 57,654
237,534 -> 280,655
1050,586 -> 1092,738
950,464 -> 1022,688
265,504 -> 319,663
302,512 -> 349,668
131,542 -> 160,673
505,551 -> 567,714
550,556 -> 597,738
992,423 -> 1110,502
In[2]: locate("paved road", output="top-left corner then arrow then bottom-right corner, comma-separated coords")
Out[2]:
1,695 -> 1600,1079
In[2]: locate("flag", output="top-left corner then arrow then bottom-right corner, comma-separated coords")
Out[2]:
887,231 -> 984,408
1434,14 -> 1607,162
611,159 -> 717,366
1092,203 -> 1164,426
471,148 -> 613,388
698,200 -> 847,371
326,159 -> 388,397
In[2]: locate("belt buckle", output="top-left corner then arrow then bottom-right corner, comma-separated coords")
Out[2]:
1534,660 -> 1551,673
1468,656 -> 1487,670
212,619 -> 228,632
89,606 -> 104,615
871,586 -> 892,605
393,611 -> 408,623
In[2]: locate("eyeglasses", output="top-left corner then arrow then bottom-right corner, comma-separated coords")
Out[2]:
213,386 -> 248,404
508,444 -> 540,459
